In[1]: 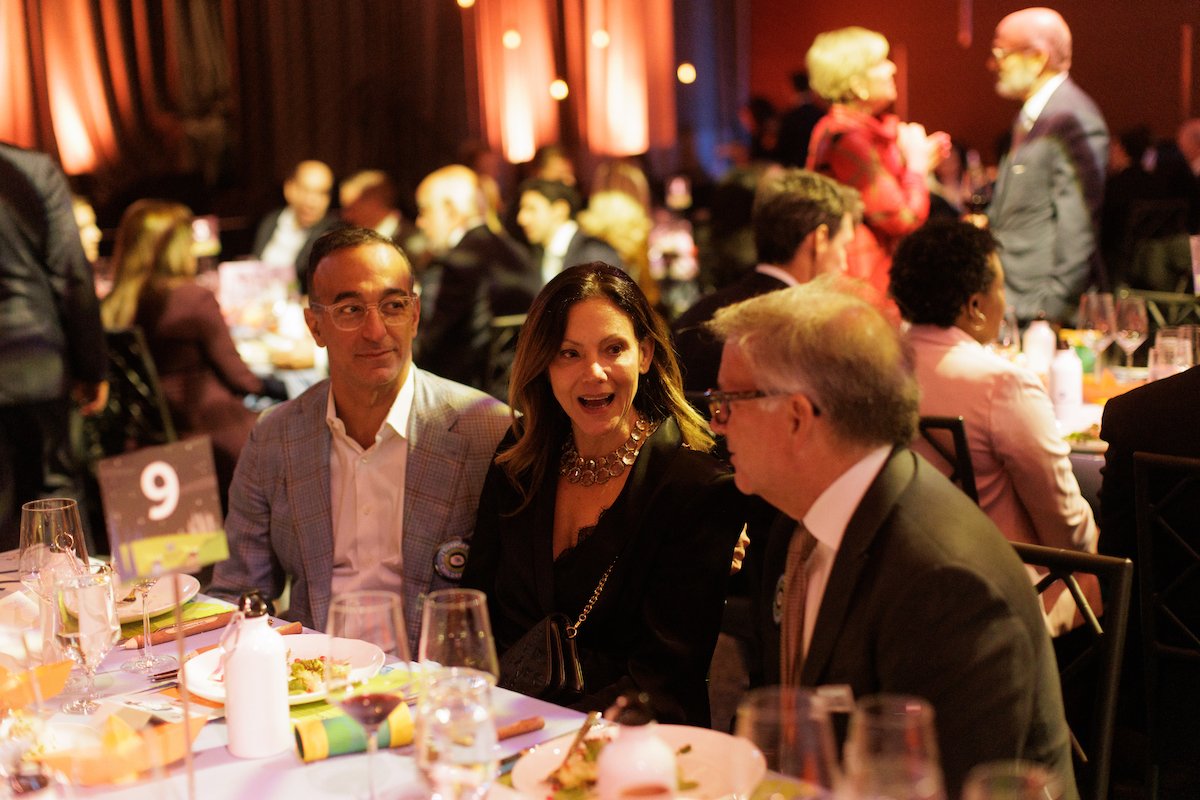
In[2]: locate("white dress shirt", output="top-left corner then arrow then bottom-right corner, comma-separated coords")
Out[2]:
799,446 -> 891,656
754,263 -> 801,287
907,324 -> 1099,633
1019,72 -> 1069,131
260,208 -> 308,268
541,220 -> 579,286
326,367 -> 415,598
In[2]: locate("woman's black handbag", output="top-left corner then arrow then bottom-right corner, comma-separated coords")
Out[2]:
497,557 -> 617,701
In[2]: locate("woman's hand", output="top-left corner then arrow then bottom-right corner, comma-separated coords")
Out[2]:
730,526 -> 751,576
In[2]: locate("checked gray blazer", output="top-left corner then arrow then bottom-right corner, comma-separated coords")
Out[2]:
209,368 -> 512,648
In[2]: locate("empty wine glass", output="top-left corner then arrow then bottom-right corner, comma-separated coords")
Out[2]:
1076,292 -> 1116,378
962,760 -> 1064,800
734,686 -> 841,799
416,667 -> 498,800
18,498 -> 88,665
54,567 -> 119,714
843,694 -> 946,800
1114,296 -> 1148,370
326,591 -> 413,800
418,589 -> 499,681
988,306 -> 1021,361
120,576 -> 176,674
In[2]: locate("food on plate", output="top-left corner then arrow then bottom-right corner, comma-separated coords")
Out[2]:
287,655 -> 348,695
548,737 -> 696,800
1064,423 -> 1102,443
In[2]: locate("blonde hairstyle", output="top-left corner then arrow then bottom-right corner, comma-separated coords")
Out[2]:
806,27 -> 890,104
578,191 -> 653,276
101,200 -> 195,329
708,276 -> 918,447
499,263 -> 712,510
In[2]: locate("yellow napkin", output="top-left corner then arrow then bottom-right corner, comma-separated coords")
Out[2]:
35,712 -> 206,786
0,660 -> 72,712
118,600 -> 233,640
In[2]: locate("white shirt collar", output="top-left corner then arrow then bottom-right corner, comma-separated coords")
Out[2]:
546,220 -> 579,259
803,446 -> 892,552
324,365 -> 417,446
1020,72 -> 1068,128
754,263 -> 800,287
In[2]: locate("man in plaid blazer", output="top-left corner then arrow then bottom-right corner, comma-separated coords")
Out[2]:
210,227 -> 512,648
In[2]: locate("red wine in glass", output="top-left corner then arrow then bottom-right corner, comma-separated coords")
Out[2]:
339,692 -> 404,729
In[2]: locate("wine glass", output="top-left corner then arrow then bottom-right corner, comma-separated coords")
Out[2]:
18,498 -> 89,666
1076,292 -> 1116,379
54,566 -> 120,714
416,667 -> 498,800
418,589 -> 499,681
120,576 -> 176,674
326,591 -> 413,800
961,761 -> 1064,800
988,306 -> 1021,361
734,686 -> 841,799
843,694 -> 946,800
1114,296 -> 1148,370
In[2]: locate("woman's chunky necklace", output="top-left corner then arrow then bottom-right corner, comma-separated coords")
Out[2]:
560,417 -> 659,486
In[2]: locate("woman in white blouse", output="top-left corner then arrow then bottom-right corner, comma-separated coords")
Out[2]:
889,219 -> 1098,635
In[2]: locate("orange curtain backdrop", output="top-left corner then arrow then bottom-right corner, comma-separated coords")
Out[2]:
41,0 -> 119,174
0,0 -> 42,148
472,0 -> 559,164
564,0 -> 675,157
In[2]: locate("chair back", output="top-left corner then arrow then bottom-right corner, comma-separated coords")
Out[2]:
83,326 -> 177,460
916,415 -> 979,503
482,313 -> 526,402
1013,542 -> 1133,800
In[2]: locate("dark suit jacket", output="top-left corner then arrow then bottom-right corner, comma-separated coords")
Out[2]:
671,269 -> 787,394
0,143 -> 106,405
414,224 -> 539,389
562,229 -> 623,273
748,449 -> 1077,799
1099,364 -> 1200,561
987,78 -> 1109,323
251,208 -> 341,293
462,417 -> 746,726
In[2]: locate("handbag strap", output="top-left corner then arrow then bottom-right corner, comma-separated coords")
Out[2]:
565,556 -> 618,639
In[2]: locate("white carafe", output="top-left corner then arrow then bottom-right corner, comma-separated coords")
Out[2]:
222,592 -> 292,758
1022,317 -> 1057,381
1049,337 -> 1084,418
596,694 -> 676,800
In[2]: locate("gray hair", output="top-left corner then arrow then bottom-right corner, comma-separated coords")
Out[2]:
707,277 -> 918,448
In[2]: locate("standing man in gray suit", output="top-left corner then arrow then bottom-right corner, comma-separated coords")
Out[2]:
986,7 -> 1108,325
707,280 -> 1076,799
210,227 -> 512,647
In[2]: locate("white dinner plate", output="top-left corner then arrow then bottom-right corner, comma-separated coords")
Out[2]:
1069,438 -> 1108,454
511,723 -> 766,800
182,633 -> 385,706
114,574 -> 201,624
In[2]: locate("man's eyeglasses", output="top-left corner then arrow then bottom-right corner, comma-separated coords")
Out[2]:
702,388 -> 821,424
309,295 -> 415,331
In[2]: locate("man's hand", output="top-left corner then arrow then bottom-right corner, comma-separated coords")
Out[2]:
73,380 -> 109,416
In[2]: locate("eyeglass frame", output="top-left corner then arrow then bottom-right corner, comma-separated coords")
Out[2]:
308,294 -> 416,331
989,45 -> 1035,65
702,388 -> 821,424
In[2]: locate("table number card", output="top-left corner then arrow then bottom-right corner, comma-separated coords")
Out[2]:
98,436 -> 228,580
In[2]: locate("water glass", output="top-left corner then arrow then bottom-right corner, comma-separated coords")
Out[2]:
734,686 -> 841,798
843,694 -> 946,800
19,499 -> 89,665
418,589 -> 499,681
1113,295 -> 1148,369
961,760 -> 1064,800
416,667 -> 498,800
54,567 -> 120,714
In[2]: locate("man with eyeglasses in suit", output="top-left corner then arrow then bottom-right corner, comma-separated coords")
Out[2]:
210,227 -> 512,649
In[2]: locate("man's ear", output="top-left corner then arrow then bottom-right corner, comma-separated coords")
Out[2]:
305,307 -> 326,348
786,392 -> 820,437
552,198 -> 572,224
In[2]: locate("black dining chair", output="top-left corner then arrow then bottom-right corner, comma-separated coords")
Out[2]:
82,326 -> 176,461
917,415 -> 979,504
1012,542 -> 1133,800
1133,452 -> 1200,800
